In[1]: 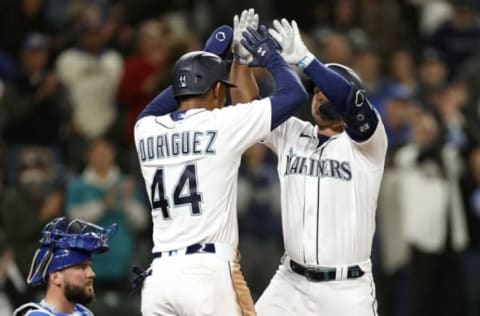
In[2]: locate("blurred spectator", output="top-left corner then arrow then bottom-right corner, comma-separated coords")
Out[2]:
417,48 -> 449,105
428,82 -> 474,151
460,146 -> 480,316
313,0 -> 370,52
64,138 -> 147,314
395,111 -> 468,316
3,33 -> 69,147
408,0 -> 453,37
382,87 -> 420,149
378,149 -> 412,316
237,143 -> 282,300
0,0 -> 53,58
117,19 -> 170,146
316,31 -> 353,66
425,0 -> 480,78
384,48 -> 419,98
0,146 -> 62,300
56,13 -> 123,171
457,46 -> 480,143
360,0 -> 411,56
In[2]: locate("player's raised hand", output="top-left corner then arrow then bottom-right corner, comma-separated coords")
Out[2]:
269,19 -> 313,68
241,25 -> 281,68
233,8 -> 259,64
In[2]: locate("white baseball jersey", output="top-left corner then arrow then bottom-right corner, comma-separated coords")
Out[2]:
262,114 -> 387,266
134,99 -> 271,252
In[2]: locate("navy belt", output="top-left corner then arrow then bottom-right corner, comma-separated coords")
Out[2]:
153,243 -> 216,259
290,259 -> 364,282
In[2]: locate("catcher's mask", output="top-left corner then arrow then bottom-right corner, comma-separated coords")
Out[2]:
307,63 -> 364,121
27,217 -> 117,286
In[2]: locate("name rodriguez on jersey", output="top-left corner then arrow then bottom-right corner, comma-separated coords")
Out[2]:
284,150 -> 352,181
137,130 -> 218,161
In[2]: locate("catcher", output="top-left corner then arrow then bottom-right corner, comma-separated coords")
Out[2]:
13,217 -> 117,316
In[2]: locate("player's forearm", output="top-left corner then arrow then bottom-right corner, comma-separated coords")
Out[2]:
303,58 -> 351,116
229,62 -> 259,103
136,86 -> 179,121
268,54 -> 308,129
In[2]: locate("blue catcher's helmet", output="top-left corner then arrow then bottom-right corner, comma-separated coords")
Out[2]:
27,217 -> 117,286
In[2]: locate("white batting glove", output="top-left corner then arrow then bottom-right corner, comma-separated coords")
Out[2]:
269,19 -> 314,68
232,8 -> 259,64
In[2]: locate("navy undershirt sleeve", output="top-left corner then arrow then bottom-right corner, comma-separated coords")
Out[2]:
342,88 -> 379,142
268,55 -> 308,130
136,86 -> 178,121
303,58 -> 379,142
303,59 -> 351,116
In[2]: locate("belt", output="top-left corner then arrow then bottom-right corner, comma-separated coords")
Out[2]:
153,243 -> 216,259
290,259 -> 364,282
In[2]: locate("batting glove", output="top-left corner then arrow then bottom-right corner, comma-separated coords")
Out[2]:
203,25 -> 233,59
269,19 -> 314,69
241,25 -> 280,68
232,8 -> 259,64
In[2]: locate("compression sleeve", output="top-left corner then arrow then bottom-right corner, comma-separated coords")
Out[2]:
268,55 -> 308,130
303,58 -> 351,116
303,58 -> 378,142
136,86 -> 178,121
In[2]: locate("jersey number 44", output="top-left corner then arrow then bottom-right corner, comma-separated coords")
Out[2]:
150,164 -> 203,219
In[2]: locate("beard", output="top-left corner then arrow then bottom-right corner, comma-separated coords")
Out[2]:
64,281 -> 95,306
314,102 -> 344,132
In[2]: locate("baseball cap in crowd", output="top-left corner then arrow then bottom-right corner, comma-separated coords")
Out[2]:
21,33 -> 48,51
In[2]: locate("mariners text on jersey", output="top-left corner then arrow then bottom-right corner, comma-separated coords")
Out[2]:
284,150 -> 352,181
137,130 -> 218,161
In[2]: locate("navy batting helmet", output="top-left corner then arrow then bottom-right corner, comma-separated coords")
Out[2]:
27,217 -> 117,286
305,63 -> 363,94
325,63 -> 364,91
172,51 -> 236,98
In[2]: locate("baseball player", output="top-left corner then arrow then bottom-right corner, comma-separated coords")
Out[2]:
133,11 -> 308,316
251,19 -> 388,316
13,217 -> 117,316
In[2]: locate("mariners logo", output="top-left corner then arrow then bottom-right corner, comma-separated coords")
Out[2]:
284,150 -> 352,180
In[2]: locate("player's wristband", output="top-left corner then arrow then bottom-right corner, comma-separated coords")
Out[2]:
296,51 -> 315,69
233,54 -> 250,65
